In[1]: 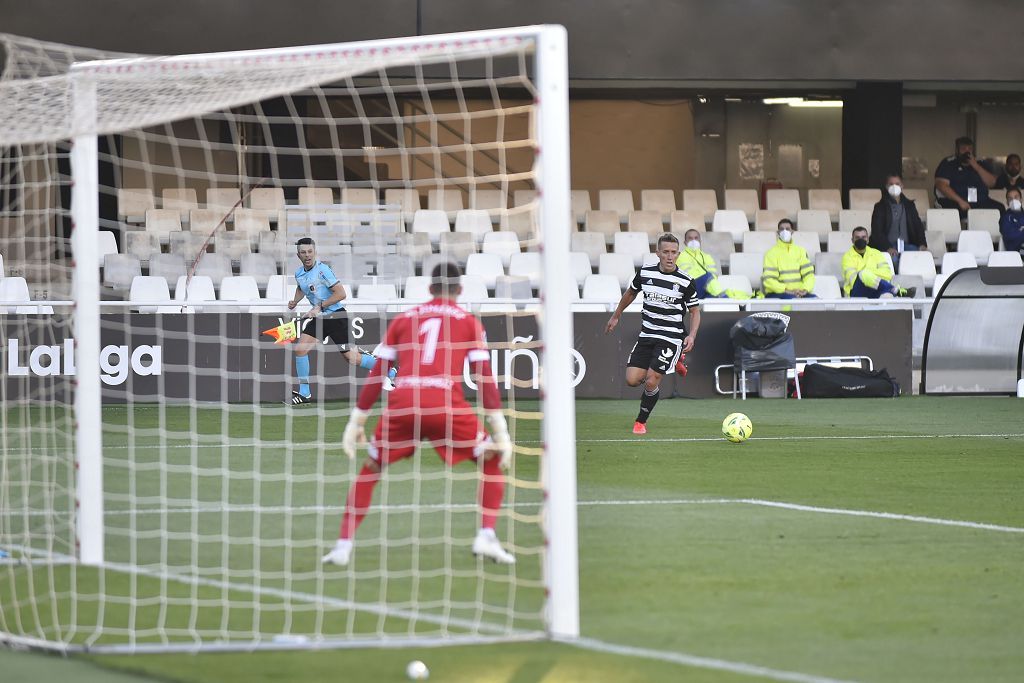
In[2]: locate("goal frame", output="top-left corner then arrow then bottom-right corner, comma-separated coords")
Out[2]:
67,25 -> 579,641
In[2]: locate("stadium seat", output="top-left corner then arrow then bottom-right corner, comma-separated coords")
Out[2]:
755,209 -> 788,232
509,252 -> 542,287
502,208 -> 537,241
239,253 -> 278,289
812,275 -> 842,299
97,230 -> 119,261
849,188 -> 881,211
247,187 -> 286,224
742,231 -> 776,254
341,188 -> 377,206
219,275 -> 262,312
354,282 -> 398,304
189,209 -> 225,234
457,275 -> 490,306
299,187 -> 334,207
412,209 -> 451,246
454,209 -> 493,243
103,254 -> 142,290
570,190 -> 592,223
627,210 -> 665,244
715,274 -> 753,297
169,231 -> 210,259
598,252 -> 636,289
403,275 -> 431,301
129,275 -> 175,313
0,276 -> 31,312
470,189 -> 506,214
193,254 -> 233,288
640,189 -> 676,221
710,210 -> 749,245
162,188 -> 199,220
941,252 -> 977,276
232,209 -> 271,243
699,231 -> 735,266
807,189 -> 842,223
568,251 -> 593,286
927,209 -> 962,244
724,189 -> 759,223
383,188 -> 422,224
956,230 -> 994,265
793,231 -> 821,256
494,275 -> 533,300
669,210 -> 706,234
613,231 -> 652,266
118,188 -> 156,223
988,251 -> 1024,267
728,252 -> 764,286
815,252 -> 844,279
967,209 -> 1000,241
988,192 -> 1008,209
377,254 -> 415,287
214,232 -> 252,263
124,231 -> 161,264
797,210 -> 832,236
571,231 -> 607,268
465,253 -> 504,289
826,231 -> 852,254
582,274 -> 622,304
173,275 -> 216,310
682,189 -> 719,224
0,253 -> 5,277
512,189 -> 537,207
896,251 -> 936,288
838,209 -> 872,234
206,187 -> 241,212
438,231 -> 477,266
481,231 -> 521,268
930,273 -> 948,296
395,232 -> 432,265
584,209 -> 622,245
427,188 -> 465,214
599,189 -> 634,222
264,274 -> 302,309
148,254 -> 187,290
923,230 -> 947,265
903,188 -> 932,216
766,189 -> 801,221
145,209 -> 182,243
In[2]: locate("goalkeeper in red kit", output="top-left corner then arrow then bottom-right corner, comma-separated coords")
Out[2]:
323,262 -> 515,566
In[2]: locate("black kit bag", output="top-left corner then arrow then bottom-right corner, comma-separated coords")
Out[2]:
801,364 -> 901,398
730,312 -> 796,372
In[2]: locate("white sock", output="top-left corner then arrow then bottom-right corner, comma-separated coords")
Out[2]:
477,528 -> 496,539
334,539 -> 352,550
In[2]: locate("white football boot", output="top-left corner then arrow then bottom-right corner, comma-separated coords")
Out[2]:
321,539 -> 353,566
472,528 -> 516,564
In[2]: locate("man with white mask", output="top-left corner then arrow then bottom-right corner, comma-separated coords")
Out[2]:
999,188 -> 1024,254
761,218 -> 816,299
869,173 -> 927,271
675,229 -> 747,299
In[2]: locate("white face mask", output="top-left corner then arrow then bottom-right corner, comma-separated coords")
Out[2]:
686,239 -> 701,250
887,184 -> 902,198
778,229 -> 793,243
1010,198 -> 1022,212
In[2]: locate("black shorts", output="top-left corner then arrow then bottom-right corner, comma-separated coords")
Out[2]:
627,337 -> 681,375
299,311 -> 349,348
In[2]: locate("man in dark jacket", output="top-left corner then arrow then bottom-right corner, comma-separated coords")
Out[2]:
870,173 -> 928,271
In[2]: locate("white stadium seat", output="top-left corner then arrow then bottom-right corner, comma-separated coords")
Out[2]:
724,189 -> 759,223
598,189 -> 634,221
682,189 -> 719,223
710,210 -> 749,245
766,189 -> 801,221
613,231 -> 651,267
956,230 -> 994,265
598,252 -> 637,289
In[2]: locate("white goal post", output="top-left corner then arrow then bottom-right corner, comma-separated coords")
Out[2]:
1,25 -> 577,651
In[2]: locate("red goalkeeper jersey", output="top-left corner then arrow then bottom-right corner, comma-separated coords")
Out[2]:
356,297 -> 501,412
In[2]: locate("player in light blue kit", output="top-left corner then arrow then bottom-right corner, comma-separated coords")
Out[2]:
286,237 -> 396,405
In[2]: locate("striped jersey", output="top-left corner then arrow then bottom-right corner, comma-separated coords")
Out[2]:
629,263 -> 699,345
294,260 -> 345,313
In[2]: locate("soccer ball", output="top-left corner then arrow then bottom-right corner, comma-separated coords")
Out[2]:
722,412 -> 752,443
406,660 -> 430,680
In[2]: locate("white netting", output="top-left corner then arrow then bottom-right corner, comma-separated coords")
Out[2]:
0,28 -> 564,652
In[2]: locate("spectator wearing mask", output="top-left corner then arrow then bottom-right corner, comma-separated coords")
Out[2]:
934,136 -> 1001,217
675,229 -> 747,299
842,227 -> 916,299
1000,188 -> 1024,254
870,173 -> 927,271
762,219 -> 816,299
994,153 -> 1024,192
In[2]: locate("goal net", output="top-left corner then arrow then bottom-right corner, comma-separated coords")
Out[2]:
0,27 -> 577,653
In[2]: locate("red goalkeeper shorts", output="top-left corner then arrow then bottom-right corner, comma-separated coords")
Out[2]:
368,408 -> 490,466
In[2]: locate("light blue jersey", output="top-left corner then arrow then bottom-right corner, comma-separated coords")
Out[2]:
294,260 -> 345,313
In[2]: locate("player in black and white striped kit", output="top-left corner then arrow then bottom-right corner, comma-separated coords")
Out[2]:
605,233 -> 701,434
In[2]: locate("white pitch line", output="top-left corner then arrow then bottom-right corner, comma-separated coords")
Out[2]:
565,636 -> 859,683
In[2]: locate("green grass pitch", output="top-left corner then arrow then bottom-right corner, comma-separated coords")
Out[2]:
2,396 -> 1023,682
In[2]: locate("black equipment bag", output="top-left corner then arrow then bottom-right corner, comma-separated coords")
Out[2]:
730,313 -> 796,372
801,364 -> 901,398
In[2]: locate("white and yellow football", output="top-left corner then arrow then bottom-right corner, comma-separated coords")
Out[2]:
722,412 -> 753,443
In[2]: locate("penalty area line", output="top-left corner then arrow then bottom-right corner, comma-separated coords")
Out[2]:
564,636 -> 859,683
575,432 -> 1024,444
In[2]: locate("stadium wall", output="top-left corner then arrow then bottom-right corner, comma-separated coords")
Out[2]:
0,310 -> 911,402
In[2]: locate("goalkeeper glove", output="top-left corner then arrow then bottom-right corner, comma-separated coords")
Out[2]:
485,410 -> 513,470
342,408 -> 370,460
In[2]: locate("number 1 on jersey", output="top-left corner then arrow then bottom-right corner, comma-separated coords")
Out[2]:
418,318 -> 442,364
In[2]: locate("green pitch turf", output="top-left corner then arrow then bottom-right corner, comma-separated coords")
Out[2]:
3,396 -> 1023,682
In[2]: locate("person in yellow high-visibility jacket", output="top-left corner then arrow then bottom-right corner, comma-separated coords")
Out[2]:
675,229 -> 748,299
761,219 -> 816,298
841,226 -> 916,298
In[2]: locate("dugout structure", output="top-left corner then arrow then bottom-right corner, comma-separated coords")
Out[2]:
921,267 -> 1024,395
